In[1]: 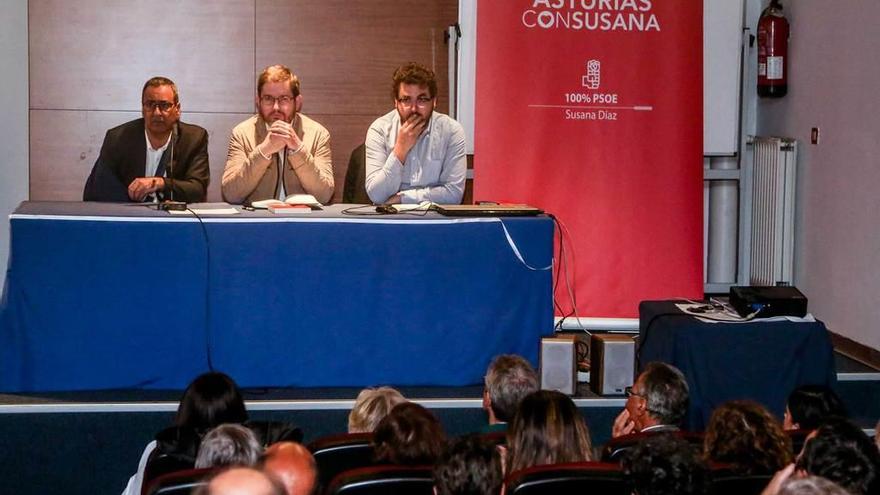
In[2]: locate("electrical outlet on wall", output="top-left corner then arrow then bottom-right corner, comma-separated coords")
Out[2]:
811,127 -> 820,145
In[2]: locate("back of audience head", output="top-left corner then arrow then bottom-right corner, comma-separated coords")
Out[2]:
622,434 -> 708,495
703,400 -> 792,475
637,362 -> 690,427
784,385 -> 847,431
778,476 -> 855,495
195,423 -> 262,469
196,467 -> 286,495
261,442 -> 317,495
796,417 -> 880,495
348,386 -> 406,433
177,372 -> 248,432
434,435 -> 502,495
373,402 -> 446,465
506,389 -> 594,473
483,354 -> 539,424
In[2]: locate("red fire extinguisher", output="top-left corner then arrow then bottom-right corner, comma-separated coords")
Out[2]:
757,0 -> 789,97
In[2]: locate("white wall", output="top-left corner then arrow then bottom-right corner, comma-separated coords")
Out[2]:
753,0 -> 880,351
0,2 -> 30,272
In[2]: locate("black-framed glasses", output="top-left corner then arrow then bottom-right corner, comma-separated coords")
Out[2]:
396,96 -> 433,107
260,95 -> 294,107
624,386 -> 644,398
143,100 -> 176,113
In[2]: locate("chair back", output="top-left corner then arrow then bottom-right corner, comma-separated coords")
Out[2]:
144,467 -> 213,495
308,432 -> 376,492
505,462 -> 628,495
343,143 -> 370,204
326,465 -> 433,495
601,430 -> 704,462
709,472 -> 773,495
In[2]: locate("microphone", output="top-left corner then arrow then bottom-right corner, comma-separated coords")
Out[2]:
160,123 -> 186,211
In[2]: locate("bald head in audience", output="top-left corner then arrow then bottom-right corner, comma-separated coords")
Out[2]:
198,467 -> 285,495
262,442 -> 317,495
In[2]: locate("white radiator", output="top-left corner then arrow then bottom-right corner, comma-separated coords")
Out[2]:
750,137 -> 797,286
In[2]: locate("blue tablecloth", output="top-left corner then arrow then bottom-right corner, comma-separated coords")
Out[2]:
638,300 -> 837,431
0,202 -> 554,392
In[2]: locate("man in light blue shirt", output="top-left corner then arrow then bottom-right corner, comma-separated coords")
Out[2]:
365,63 -> 467,205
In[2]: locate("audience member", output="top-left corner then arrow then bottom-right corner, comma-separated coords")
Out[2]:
262,442 -> 317,495
612,362 -> 689,438
348,386 -> 406,433
796,417 -> 880,495
434,435 -> 503,495
506,390 -> 594,474
622,434 -> 708,495
703,400 -> 792,475
482,354 -> 539,433
784,385 -> 847,431
196,467 -> 286,495
373,402 -> 446,465
122,371 -> 248,495
195,424 -> 262,469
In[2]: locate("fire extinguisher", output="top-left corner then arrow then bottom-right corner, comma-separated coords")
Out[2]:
757,0 -> 789,97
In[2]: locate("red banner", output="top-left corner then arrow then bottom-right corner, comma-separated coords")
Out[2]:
475,0 -> 703,317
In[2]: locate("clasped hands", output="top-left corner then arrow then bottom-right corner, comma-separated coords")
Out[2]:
259,120 -> 303,157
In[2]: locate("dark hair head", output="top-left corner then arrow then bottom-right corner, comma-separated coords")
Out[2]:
176,372 -> 248,431
506,390 -> 593,473
257,64 -> 301,97
622,434 -> 708,495
787,385 -> 847,430
373,402 -> 446,465
391,62 -> 437,100
640,362 -> 690,426
142,76 -> 179,104
703,400 -> 792,475
433,435 -> 502,495
796,417 -> 880,495
484,354 -> 539,423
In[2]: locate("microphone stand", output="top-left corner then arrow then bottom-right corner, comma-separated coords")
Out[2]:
160,124 -> 187,211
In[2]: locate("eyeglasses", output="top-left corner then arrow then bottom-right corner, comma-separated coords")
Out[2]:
143,100 -> 176,113
260,95 -> 294,106
396,96 -> 433,107
624,386 -> 644,398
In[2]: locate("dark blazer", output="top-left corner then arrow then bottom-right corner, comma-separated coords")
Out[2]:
83,118 -> 210,202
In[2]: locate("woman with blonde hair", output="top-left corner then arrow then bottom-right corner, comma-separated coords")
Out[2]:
348,386 -> 406,433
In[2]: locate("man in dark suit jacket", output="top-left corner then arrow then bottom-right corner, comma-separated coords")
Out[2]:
83,77 -> 209,203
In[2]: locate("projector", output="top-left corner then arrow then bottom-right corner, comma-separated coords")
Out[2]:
729,286 -> 808,318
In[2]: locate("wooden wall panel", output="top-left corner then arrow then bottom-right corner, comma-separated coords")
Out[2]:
29,0 -> 255,113
255,0 -> 456,116
29,110 -> 136,200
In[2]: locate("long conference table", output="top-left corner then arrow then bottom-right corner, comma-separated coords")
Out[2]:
0,202 -> 554,392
